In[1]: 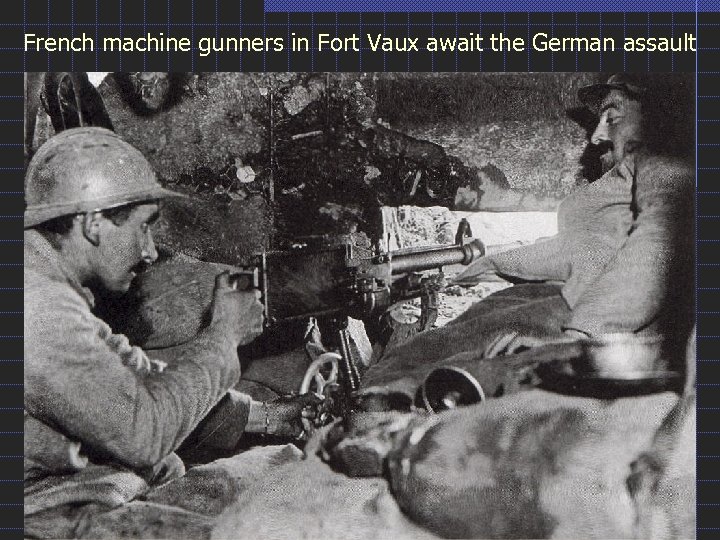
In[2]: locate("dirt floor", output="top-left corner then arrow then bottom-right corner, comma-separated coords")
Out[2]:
436,281 -> 512,327
389,205 -> 548,327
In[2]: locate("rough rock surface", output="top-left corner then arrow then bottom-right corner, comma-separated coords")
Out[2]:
210,453 -> 438,540
385,205 -> 558,250
407,121 -> 585,210
28,72 -> 602,262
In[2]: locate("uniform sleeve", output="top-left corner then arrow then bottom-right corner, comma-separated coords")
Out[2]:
485,235 -> 573,282
25,284 -> 245,470
566,157 -> 694,336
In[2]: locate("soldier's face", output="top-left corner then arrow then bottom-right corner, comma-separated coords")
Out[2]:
590,90 -> 643,165
95,203 -> 160,293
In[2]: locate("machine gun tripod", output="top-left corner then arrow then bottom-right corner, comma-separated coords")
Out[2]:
298,316 -> 362,431
236,219 -> 485,430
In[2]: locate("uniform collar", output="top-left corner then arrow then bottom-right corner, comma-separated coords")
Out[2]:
25,229 -> 96,308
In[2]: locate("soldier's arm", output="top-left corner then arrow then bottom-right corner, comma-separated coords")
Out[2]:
566,156 -> 694,336
25,285 -> 244,470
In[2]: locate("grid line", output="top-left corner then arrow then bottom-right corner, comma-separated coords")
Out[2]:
3,2 -> 719,538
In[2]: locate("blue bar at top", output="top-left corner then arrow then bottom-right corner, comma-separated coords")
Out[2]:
266,0 -> 716,11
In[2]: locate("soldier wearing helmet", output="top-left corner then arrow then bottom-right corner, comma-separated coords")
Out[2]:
452,73 -> 692,342
24,128 -> 318,538
24,127 -> 180,292
364,74 -> 693,402
342,76 -> 695,540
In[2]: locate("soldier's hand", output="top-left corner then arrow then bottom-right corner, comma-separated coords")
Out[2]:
484,331 -> 580,358
484,331 -> 547,358
210,271 -> 264,347
266,393 -> 324,439
451,256 -> 497,287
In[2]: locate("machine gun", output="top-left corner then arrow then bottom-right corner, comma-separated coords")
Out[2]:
233,220 -> 485,429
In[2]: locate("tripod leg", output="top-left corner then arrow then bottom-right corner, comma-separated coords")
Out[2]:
333,317 -> 361,429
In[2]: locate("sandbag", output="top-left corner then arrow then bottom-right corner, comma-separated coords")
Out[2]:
211,453 -> 439,540
97,255 -> 237,349
362,283 -> 571,401
385,390 -> 681,539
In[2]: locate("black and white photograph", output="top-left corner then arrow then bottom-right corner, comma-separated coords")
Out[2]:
23,72 -> 696,539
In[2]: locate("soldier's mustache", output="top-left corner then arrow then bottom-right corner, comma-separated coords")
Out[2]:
594,141 -> 613,154
131,260 -> 151,275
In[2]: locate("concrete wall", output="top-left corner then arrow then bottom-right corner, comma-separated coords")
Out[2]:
376,73 -> 602,209
29,73 -> 605,264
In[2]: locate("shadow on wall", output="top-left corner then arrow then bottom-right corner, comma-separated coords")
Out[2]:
25,72 -> 695,264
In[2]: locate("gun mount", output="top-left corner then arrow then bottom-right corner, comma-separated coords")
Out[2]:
236,220 -> 484,327
234,220 -> 485,431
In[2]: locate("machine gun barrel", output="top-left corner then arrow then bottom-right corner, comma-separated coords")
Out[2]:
234,224 -> 484,324
387,239 -> 485,274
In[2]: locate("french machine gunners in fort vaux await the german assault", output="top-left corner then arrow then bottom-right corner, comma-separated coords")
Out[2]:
23,72 -> 695,539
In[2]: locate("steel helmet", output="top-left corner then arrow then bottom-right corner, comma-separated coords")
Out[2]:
578,73 -> 647,112
25,127 -> 180,228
